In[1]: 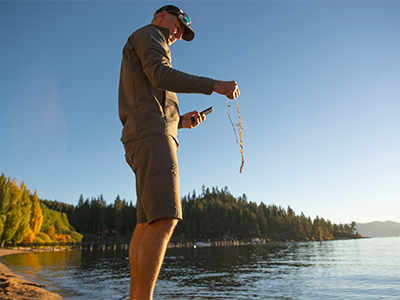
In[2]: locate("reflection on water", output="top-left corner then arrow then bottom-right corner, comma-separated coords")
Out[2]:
1,237 -> 400,299
160,244 -> 303,298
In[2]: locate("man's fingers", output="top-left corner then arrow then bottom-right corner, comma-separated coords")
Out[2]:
230,82 -> 240,99
190,111 -> 204,128
228,84 -> 240,99
190,111 -> 199,122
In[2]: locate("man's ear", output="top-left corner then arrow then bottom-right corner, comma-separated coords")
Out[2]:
153,11 -> 168,25
159,11 -> 168,21
153,11 -> 167,25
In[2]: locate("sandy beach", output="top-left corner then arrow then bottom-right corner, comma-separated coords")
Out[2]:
0,248 -> 63,300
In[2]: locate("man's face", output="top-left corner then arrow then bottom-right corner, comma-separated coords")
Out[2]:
158,12 -> 184,45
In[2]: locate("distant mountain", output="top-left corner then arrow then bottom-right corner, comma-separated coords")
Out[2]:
355,221 -> 400,238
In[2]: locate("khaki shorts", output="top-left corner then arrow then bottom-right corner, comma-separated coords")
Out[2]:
124,134 -> 182,224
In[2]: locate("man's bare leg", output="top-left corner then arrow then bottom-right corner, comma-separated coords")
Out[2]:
130,217 -> 178,300
129,222 -> 148,299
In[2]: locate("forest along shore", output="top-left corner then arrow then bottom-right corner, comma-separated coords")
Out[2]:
0,248 -> 63,300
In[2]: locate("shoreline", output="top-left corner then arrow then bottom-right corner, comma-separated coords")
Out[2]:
0,248 -> 63,300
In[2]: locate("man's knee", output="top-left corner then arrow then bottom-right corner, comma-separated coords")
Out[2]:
135,222 -> 148,234
150,217 -> 178,234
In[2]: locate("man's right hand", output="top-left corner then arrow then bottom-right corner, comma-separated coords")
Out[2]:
213,80 -> 240,99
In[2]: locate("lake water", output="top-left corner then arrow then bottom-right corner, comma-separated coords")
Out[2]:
1,237 -> 399,299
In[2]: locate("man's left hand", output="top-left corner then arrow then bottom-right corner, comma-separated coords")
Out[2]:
180,110 -> 205,129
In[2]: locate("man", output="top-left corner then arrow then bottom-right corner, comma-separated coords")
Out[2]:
118,5 -> 240,300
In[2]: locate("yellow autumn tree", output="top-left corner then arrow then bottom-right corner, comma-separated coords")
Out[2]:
0,173 -> 11,238
1,179 -> 24,242
23,190 -> 43,243
12,181 -> 32,243
31,190 -> 43,235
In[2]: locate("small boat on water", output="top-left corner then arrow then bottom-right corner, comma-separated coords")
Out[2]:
194,241 -> 211,248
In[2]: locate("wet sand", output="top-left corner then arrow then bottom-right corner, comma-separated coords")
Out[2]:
0,248 -> 63,300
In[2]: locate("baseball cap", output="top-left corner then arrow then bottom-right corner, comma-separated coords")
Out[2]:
155,5 -> 195,41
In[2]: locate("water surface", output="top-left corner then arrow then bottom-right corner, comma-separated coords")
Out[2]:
2,237 -> 399,299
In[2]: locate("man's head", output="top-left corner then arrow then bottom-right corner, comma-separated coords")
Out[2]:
152,5 -> 194,44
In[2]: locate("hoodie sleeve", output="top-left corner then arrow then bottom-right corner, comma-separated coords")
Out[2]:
133,25 -> 214,95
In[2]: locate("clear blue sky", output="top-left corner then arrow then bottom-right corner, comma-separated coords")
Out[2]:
1,1 -> 399,225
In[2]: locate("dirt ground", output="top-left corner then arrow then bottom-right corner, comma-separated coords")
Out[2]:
0,248 -> 63,300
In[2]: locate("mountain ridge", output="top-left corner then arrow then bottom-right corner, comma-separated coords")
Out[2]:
355,220 -> 400,238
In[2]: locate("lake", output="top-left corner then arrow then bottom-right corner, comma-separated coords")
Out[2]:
1,237 -> 399,299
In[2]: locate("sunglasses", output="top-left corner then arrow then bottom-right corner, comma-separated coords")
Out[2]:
166,11 -> 191,26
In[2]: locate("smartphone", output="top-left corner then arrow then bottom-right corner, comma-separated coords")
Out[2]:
191,106 -> 213,122
200,106 -> 214,116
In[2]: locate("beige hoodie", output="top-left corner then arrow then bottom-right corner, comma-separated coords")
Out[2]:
118,24 -> 214,145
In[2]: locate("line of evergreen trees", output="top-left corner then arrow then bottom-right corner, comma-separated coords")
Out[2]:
42,195 -> 137,242
4,172 -> 360,244
0,173 -> 82,245
175,186 -> 360,241
42,185 -> 360,242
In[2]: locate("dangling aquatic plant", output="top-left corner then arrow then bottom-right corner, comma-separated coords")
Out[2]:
226,99 -> 244,173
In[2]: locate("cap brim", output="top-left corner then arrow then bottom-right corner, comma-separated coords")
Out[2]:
182,26 -> 195,41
